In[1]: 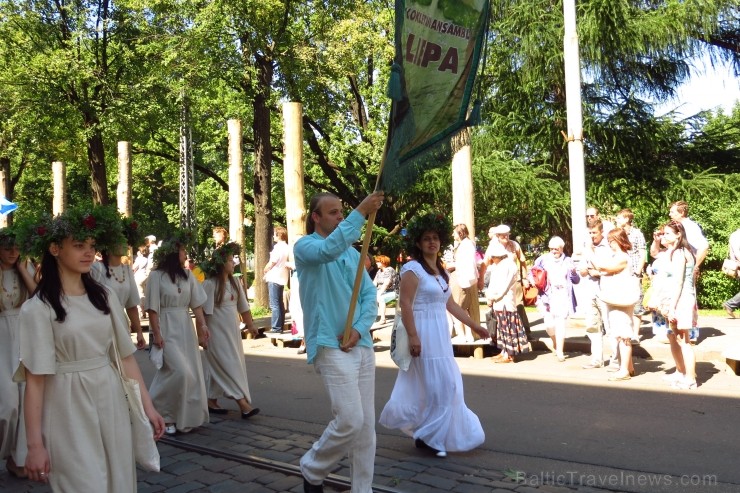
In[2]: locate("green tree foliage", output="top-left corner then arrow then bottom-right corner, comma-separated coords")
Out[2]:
475,0 -> 738,233
0,0 -> 161,204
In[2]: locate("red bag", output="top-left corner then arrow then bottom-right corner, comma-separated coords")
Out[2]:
523,285 -> 538,306
531,265 -> 548,291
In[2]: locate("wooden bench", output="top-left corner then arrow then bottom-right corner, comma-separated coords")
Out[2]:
724,347 -> 740,375
451,338 -> 494,359
265,331 -> 303,348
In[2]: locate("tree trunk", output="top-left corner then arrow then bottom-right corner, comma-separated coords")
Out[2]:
84,113 -> 109,205
251,54 -> 274,309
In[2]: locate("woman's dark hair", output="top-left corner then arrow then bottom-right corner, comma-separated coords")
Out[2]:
214,263 -> 239,307
155,249 -> 188,283
664,221 -> 696,262
408,229 -> 449,283
36,249 -> 110,322
101,250 -> 112,278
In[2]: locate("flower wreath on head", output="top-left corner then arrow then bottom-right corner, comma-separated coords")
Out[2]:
15,205 -> 124,259
121,216 -> 144,248
0,228 -> 16,249
152,231 -> 195,267
199,241 -> 241,278
404,212 -> 452,253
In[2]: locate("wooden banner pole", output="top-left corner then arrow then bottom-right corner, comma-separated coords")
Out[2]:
341,148 -> 389,345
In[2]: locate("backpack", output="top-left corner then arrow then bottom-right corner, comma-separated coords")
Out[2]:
531,265 -> 548,291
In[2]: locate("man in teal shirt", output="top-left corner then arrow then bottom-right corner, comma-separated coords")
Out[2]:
295,191 -> 383,493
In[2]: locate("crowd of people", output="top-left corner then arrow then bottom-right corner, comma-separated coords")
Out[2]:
0,207 -> 263,491
0,193 -> 730,493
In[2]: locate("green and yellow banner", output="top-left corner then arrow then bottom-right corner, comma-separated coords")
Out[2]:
381,0 -> 490,194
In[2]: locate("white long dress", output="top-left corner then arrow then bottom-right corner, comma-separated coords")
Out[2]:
379,260 -> 485,453
0,266 -> 33,466
202,278 -> 252,402
145,270 -> 209,431
15,289 -> 137,492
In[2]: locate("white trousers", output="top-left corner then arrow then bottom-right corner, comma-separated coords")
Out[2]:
300,346 -> 376,492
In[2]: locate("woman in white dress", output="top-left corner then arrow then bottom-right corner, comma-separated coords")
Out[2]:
15,207 -> 164,490
200,242 -> 260,418
92,240 -> 146,349
0,229 -> 36,478
380,213 -> 488,458
146,236 -> 210,435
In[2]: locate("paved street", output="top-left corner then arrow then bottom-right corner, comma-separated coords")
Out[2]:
2,312 -> 739,492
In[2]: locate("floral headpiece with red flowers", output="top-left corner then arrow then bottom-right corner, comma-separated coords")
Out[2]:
121,216 -> 144,248
404,212 -> 452,252
15,205 -> 124,259
199,242 -> 241,278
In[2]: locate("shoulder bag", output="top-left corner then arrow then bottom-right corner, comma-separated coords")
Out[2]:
112,334 -> 161,472
531,265 -> 548,291
390,312 -> 411,371
389,283 -> 412,371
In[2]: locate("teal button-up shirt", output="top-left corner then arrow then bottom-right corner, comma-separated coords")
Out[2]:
294,210 -> 378,364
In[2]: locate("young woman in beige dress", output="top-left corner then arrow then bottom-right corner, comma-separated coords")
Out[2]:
16,208 -> 164,491
0,229 -> 36,478
200,242 -> 260,418
146,237 -> 210,435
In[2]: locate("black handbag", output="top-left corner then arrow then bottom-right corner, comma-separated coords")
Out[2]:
485,308 -> 497,346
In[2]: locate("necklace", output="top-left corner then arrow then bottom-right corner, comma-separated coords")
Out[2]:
433,274 -> 449,293
224,283 -> 235,301
175,278 -> 182,294
1,271 -> 19,306
108,265 -> 126,284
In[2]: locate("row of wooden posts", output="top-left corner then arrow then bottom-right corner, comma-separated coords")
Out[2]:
0,103 -> 480,308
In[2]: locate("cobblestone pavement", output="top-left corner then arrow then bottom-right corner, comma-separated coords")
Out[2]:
2,411 -> 629,493
2,312 -> 738,492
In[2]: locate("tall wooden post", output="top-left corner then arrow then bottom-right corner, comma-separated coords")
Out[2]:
563,0 -> 588,315
283,103 -> 307,247
52,161 -> 66,215
451,129 -> 475,240
117,141 -> 132,217
0,159 -> 9,228
227,119 -> 245,277
563,0 -> 586,249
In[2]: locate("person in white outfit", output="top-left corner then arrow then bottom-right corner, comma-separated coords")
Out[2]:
380,212 -> 487,458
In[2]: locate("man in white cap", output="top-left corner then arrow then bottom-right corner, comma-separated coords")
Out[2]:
484,224 -> 533,341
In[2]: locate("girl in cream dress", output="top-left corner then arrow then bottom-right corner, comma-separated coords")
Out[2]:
0,229 -> 36,478
146,237 -> 210,435
15,208 -> 164,491
200,242 -> 260,418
